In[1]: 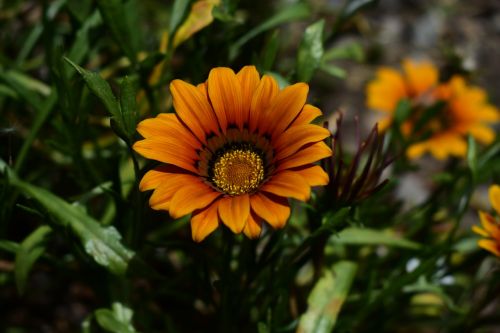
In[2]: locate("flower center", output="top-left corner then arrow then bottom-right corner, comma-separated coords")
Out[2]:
212,148 -> 264,195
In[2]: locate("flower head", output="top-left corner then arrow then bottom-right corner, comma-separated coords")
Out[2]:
133,66 -> 332,241
366,59 -> 499,160
406,76 -> 499,160
366,59 -> 438,120
473,185 -> 500,257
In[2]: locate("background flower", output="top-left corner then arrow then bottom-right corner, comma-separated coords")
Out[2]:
366,60 -> 499,160
366,58 -> 438,130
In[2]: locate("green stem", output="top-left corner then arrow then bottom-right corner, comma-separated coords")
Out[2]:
219,228 -> 236,332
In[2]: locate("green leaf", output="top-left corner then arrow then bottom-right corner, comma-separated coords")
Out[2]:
95,302 -> 138,333
96,0 -> 141,62
478,140 -> 500,169
119,76 -> 139,139
323,41 -> 364,62
403,276 -> 466,313
81,314 -> 93,333
0,84 -> 18,99
0,70 -> 44,109
467,135 -> 477,180
17,25 -> 43,65
169,0 -> 191,37
66,0 -> 93,22
5,71 -> 51,97
0,240 -> 20,254
14,90 -> 58,173
410,101 -> 446,135
297,261 -> 358,333
17,0 -> 65,63
65,57 -> 121,119
296,19 -> 325,82
394,99 -> 412,124
15,225 -> 52,294
8,170 -> 134,275
67,10 -> 103,65
229,3 -> 310,60
331,227 -> 421,250
259,30 -> 280,71
257,323 -> 269,333
454,237 -> 479,253
319,63 -> 347,79
341,0 -> 378,21
319,207 -> 351,232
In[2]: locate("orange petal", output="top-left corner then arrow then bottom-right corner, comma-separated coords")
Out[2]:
293,165 -> 329,186
489,185 -> 500,215
218,194 -> 250,234
260,170 -> 310,202
262,83 -> 309,137
478,239 -> 500,257
249,75 -> 279,133
208,67 -> 244,131
402,59 -> 438,96
444,135 -> 467,157
366,67 -> 407,113
377,117 -> 393,132
169,180 -> 221,219
196,82 -> 208,96
149,173 -> 197,210
133,138 -> 198,174
243,211 -> 263,239
468,125 -> 496,145
276,141 -> 332,171
406,141 -> 431,160
292,104 -> 322,126
472,224 -> 489,238
137,114 -> 202,150
250,192 -> 290,229
420,134 -> 467,160
139,165 -> 189,191
273,124 -> 331,161
191,201 -> 220,242
479,211 -> 500,239
237,66 -> 260,127
170,79 -> 220,141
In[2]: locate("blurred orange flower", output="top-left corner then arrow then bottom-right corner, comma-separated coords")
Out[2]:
366,59 -> 499,160
366,59 -> 438,125
134,66 -> 331,241
472,185 -> 500,257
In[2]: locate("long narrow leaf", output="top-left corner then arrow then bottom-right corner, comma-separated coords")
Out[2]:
298,261 -> 358,333
8,170 -> 134,275
15,225 -> 52,294
229,3 -> 310,60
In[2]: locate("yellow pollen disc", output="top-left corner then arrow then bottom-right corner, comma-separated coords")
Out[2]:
212,149 -> 264,195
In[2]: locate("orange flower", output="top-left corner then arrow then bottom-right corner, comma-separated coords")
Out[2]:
472,185 -> 500,257
366,59 -> 499,160
407,76 -> 499,160
133,66 -> 332,241
366,59 -> 438,120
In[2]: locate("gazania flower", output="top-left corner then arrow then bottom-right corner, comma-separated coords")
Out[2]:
366,59 -> 499,160
472,185 -> 500,257
133,66 -> 331,241
366,58 -> 438,129
406,76 -> 499,160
